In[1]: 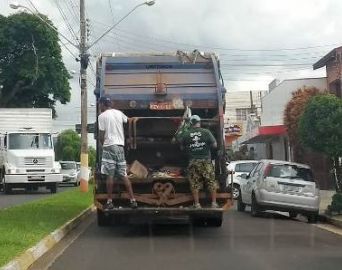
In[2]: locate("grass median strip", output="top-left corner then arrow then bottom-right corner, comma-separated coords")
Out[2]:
0,187 -> 93,267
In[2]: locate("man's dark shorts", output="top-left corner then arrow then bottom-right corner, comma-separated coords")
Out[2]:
101,145 -> 127,178
188,159 -> 217,192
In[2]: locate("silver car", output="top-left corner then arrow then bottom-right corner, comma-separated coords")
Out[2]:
60,161 -> 79,186
226,160 -> 258,199
238,160 -> 320,223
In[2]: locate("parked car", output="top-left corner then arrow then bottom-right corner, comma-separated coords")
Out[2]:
226,160 -> 258,199
238,159 -> 320,223
60,161 -> 79,186
76,162 -> 92,182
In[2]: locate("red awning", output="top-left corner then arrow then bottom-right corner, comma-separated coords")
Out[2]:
241,125 -> 287,144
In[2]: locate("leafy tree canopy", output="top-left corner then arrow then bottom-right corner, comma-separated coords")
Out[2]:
55,129 -> 96,169
55,130 -> 81,162
0,12 -> 71,116
299,95 -> 342,158
284,86 -> 323,145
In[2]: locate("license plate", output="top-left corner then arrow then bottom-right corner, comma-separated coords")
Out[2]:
28,175 -> 45,181
282,185 -> 300,193
150,102 -> 174,110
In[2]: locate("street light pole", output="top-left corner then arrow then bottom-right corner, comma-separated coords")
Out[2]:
79,0 -> 89,192
78,0 -> 155,192
10,0 -> 156,193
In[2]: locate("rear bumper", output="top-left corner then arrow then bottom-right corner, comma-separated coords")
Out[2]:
97,204 -> 224,222
4,174 -> 63,184
256,189 -> 320,213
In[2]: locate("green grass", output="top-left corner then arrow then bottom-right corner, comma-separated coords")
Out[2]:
0,187 -> 93,267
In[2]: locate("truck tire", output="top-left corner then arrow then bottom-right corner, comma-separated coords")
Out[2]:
192,214 -> 223,227
97,209 -> 111,226
289,211 -> 297,219
49,183 -> 57,194
3,183 -> 12,195
307,212 -> 318,224
206,217 -> 223,227
0,170 -> 4,192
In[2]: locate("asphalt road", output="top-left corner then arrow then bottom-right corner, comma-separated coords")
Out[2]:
42,208 -> 342,270
0,185 -> 71,209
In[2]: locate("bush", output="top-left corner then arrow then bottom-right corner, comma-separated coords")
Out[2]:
328,193 -> 342,214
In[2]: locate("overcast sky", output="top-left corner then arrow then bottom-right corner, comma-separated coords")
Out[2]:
1,0 -> 341,129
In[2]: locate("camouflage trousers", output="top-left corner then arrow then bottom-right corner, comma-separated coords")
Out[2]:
188,160 -> 217,192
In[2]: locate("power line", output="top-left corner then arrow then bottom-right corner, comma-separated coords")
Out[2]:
89,20 -> 331,63
53,0 -> 79,42
108,0 -> 115,23
89,27 -> 163,53
89,19 -> 339,53
60,42 -> 78,59
24,0 -> 78,49
64,0 -> 79,24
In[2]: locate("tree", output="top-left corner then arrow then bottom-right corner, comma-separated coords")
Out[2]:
55,130 -> 81,162
88,146 -> 96,169
0,12 -> 71,116
298,95 -> 342,192
283,86 -> 324,161
55,130 -> 97,170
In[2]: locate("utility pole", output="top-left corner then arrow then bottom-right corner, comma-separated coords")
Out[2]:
79,0 -> 89,192
249,91 -> 256,115
9,0 -> 155,194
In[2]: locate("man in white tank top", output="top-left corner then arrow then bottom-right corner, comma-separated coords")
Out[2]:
98,97 -> 137,209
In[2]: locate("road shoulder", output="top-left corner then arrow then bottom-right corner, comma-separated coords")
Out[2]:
1,206 -> 94,270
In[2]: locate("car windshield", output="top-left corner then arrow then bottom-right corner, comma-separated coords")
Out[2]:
266,164 -> 314,182
60,163 -> 76,170
235,162 -> 257,173
8,133 -> 52,150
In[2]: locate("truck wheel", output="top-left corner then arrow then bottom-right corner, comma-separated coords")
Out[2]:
4,183 -> 12,195
289,211 -> 297,219
50,183 -> 57,194
237,195 -> 246,212
0,169 -> 5,191
97,209 -> 111,226
206,217 -> 223,227
307,212 -> 318,224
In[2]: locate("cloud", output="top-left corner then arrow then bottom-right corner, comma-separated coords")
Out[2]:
1,0 -> 340,126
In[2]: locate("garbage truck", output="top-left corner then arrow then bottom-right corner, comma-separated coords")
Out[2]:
0,108 -> 62,193
94,50 -> 233,226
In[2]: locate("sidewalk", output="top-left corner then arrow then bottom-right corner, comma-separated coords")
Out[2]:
319,189 -> 342,228
319,190 -> 334,214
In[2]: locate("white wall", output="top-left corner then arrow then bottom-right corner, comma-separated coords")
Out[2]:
252,143 -> 267,160
225,90 -> 266,122
272,137 -> 286,160
261,77 -> 327,126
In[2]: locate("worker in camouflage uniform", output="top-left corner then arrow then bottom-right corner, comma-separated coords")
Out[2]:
177,115 -> 218,208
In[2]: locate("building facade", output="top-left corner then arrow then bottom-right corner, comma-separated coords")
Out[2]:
224,90 -> 266,147
239,77 -> 334,189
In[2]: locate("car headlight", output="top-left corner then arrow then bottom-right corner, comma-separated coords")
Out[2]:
7,168 -> 16,174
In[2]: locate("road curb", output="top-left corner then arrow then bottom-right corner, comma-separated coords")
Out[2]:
1,205 -> 94,270
325,215 -> 342,229
319,214 -> 342,229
